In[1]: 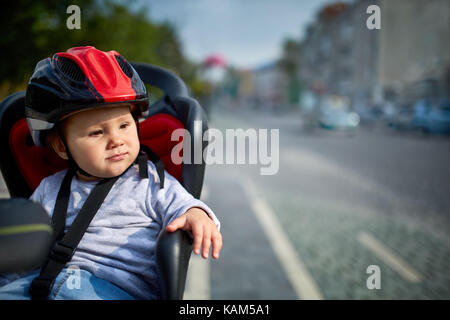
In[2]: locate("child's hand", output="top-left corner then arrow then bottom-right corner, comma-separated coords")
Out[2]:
166,207 -> 222,259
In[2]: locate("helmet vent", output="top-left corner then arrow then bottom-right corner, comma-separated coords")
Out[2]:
56,56 -> 86,82
115,55 -> 133,78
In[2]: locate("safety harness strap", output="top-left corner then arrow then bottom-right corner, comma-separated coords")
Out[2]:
140,144 -> 165,188
50,168 -> 74,244
29,146 -> 165,300
29,170 -> 119,300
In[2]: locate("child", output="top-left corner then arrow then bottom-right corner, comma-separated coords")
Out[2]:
0,46 -> 222,300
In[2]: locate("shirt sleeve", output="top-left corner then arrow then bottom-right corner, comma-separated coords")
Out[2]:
28,170 -> 67,218
29,176 -> 54,217
29,178 -> 45,206
146,162 -> 220,231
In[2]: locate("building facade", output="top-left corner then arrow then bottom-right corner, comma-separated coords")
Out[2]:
298,0 -> 449,109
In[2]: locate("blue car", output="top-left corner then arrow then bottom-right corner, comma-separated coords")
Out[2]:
413,98 -> 450,134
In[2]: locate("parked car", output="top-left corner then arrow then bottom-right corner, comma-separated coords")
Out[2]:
317,95 -> 360,130
386,104 -> 416,130
354,103 -> 389,127
413,98 -> 450,134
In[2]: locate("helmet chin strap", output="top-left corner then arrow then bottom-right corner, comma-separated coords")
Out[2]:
55,125 -> 97,179
69,153 -> 146,180
55,119 -> 163,185
72,160 -> 95,179
64,144 -> 147,180
65,145 -> 98,179
60,136 -> 150,181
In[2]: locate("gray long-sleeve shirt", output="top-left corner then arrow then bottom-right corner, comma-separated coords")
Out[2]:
28,161 -> 219,299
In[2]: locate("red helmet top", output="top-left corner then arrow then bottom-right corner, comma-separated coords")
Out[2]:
25,46 -> 149,146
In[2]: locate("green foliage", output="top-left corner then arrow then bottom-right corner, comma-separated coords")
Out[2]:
279,38 -> 302,105
0,0 -> 208,98
278,38 -> 300,76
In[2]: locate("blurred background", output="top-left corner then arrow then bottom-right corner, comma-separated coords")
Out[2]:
1,0 -> 449,299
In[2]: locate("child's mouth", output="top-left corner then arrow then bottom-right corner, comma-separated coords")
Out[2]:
106,152 -> 128,161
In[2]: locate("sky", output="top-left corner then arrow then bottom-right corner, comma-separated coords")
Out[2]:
135,0 -> 336,69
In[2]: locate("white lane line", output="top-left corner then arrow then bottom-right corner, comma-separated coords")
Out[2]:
184,255 -> 210,300
201,185 -> 209,202
357,231 -> 422,283
242,177 -> 323,300
184,185 -> 211,300
0,192 -> 10,199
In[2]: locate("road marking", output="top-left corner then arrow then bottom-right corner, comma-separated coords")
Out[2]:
357,231 -> 422,283
201,185 -> 209,202
183,185 -> 211,300
183,255 -> 210,300
0,191 -> 10,199
242,177 -> 323,300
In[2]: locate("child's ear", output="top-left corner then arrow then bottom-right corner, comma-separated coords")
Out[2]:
48,133 -> 69,160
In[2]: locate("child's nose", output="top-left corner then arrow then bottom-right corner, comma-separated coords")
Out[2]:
107,132 -> 124,149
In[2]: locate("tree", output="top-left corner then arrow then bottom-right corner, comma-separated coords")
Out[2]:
278,38 -> 302,106
0,0 -> 208,99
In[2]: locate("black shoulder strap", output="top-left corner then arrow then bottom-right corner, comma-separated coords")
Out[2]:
29,170 -> 120,300
139,144 -> 165,189
51,168 -> 75,243
30,148 -> 164,300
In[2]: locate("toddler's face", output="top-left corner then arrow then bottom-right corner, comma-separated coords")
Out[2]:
61,104 -> 140,180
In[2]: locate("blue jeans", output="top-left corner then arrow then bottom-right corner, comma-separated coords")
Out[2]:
0,268 -> 135,300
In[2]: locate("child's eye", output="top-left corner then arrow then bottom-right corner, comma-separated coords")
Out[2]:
120,122 -> 130,129
88,129 -> 103,136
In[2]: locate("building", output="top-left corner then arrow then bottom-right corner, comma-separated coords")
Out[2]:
298,0 -> 450,110
376,0 -> 450,105
299,1 -> 379,108
251,62 -> 287,111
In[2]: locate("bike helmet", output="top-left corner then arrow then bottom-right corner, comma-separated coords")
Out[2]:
25,46 -> 149,147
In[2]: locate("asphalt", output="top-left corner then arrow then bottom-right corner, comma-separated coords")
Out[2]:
201,105 -> 450,299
